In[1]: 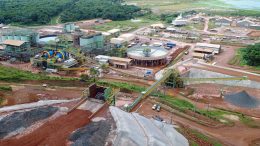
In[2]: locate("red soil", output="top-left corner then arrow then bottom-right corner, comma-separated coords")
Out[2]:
0,109 -> 92,146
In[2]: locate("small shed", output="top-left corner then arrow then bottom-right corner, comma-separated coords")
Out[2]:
108,29 -> 120,37
150,23 -> 166,29
109,57 -> 132,69
119,33 -> 135,42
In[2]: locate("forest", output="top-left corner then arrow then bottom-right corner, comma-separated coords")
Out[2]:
0,0 -> 141,25
60,0 -> 141,22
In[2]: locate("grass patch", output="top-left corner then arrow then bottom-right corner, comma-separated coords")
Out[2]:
91,16 -> 160,32
97,80 -> 146,92
208,20 -> 217,30
182,22 -> 204,31
0,65 -> 78,82
228,49 -> 246,66
0,86 -> 12,91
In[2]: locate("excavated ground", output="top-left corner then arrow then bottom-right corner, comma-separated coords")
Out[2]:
0,109 -> 92,146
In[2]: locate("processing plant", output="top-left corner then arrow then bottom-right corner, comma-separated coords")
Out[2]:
127,46 -> 169,67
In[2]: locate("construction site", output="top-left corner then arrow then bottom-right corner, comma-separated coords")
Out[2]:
0,12 -> 260,146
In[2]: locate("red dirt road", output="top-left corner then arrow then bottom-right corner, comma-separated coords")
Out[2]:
0,109 -> 92,146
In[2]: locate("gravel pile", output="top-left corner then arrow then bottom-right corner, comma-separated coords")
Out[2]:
0,106 -> 58,139
69,120 -> 111,146
224,91 -> 259,108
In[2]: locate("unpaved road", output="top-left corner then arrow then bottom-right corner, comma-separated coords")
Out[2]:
137,99 -> 260,146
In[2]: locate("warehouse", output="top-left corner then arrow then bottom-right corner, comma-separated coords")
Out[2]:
80,32 -> 104,51
215,18 -> 232,26
195,43 -> 221,54
1,40 -> 40,61
193,48 -> 214,54
127,46 -> 168,67
0,29 -> 39,47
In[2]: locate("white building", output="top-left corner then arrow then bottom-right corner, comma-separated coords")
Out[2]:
236,20 -> 254,28
95,55 -> 110,64
150,23 -> 166,29
119,33 -> 135,42
172,15 -> 188,26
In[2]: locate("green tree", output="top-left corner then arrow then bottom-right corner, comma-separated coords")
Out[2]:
241,43 -> 260,66
90,68 -> 100,82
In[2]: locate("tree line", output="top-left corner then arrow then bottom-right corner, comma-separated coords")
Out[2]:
0,0 -> 141,25
60,0 -> 141,22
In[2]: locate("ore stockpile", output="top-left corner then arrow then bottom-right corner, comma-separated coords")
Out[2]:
224,91 -> 259,108
0,106 -> 58,139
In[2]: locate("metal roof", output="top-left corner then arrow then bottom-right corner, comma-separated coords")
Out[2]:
110,57 -> 132,63
194,48 -> 214,53
192,53 -> 205,58
3,40 -> 26,47
196,43 -> 221,49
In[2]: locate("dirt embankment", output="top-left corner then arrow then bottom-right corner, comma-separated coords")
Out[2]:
0,109 -> 92,146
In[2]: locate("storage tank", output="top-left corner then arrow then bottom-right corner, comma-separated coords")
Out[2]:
42,50 -> 55,58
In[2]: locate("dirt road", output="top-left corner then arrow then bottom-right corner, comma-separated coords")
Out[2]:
0,109 -> 92,146
136,99 -> 260,146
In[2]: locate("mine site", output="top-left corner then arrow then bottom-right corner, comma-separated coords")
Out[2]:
0,0 -> 260,146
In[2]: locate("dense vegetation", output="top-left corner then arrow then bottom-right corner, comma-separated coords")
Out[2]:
0,0 -> 72,25
0,0 -> 141,25
0,86 -> 12,91
60,0 -> 141,22
229,43 -> 260,69
240,43 -> 260,66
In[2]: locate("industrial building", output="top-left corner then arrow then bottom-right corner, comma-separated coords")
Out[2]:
108,29 -> 120,37
195,43 -> 221,54
236,20 -> 253,28
193,48 -> 214,54
118,33 -> 136,43
63,23 -> 78,33
0,29 -> 39,47
172,14 -> 188,26
127,46 -> 168,67
150,24 -> 166,29
215,18 -> 232,26
0,40 -> 42,61
79,32 -> 104,52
